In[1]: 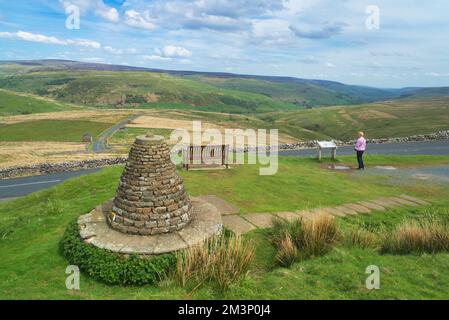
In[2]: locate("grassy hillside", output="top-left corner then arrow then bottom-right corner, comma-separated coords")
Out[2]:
259,97 -> 449,141
0,119 -> 112,142
196,76 -> 396,107
0,89 -> 73,116
0,68 -> 298,114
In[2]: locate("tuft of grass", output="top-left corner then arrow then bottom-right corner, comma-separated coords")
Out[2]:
176,235 -> 254,292
300,215 -> 340,258
381,215 -> 449,254
271,215 -> 339,264
275,233 -> 300,268
344,229 -> 379,249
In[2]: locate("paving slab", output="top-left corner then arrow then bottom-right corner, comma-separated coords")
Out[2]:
343,203 -> 371,214
295,210 -> 314,220
196,195 -> 240,215
273,211 -> 302,222
370,198 -> 402,209
309,208 -> 333,219
398,195 -> 431,206
222,215 -> 256,235
358,201 -> 386,211
243,213 -> 275,229
321,207 -> 347,217
388,196 -> 419,206
334,205 -> 358,215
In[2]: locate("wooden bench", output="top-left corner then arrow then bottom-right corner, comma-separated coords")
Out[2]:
182,145 -> 230,170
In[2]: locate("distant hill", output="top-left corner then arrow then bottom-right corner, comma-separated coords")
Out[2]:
0,89 -> 73,116
0,59 -> 448,114
260,97 -> 449,141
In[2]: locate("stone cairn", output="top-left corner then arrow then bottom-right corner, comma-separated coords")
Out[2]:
108,135 -> 192,235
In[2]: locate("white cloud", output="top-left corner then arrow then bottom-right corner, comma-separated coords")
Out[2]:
426,72 -> 449,77
104,46 -> 123,54
15,31 -> 67,45
0,30 -> 101,49
68,39 -> 101,49
60,0 -> 119,22
125,10 -> 157,30
96,6 -> 119,23
158,45 -> 192,58
143,55 -> 171,61
325,62 -> 335,68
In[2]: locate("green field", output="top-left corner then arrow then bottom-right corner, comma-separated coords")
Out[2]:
1,155 -> 449,299
0,90 -> 73,116
258,97 -> 449,141
0,119 -> 113,142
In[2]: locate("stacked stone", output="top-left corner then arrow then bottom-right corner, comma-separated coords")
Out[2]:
108,135 -> 192,235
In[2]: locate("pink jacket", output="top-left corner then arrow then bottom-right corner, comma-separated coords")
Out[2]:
355,137 -> 366,151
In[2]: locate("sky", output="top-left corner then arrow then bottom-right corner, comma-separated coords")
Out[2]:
0,0 -> 448,88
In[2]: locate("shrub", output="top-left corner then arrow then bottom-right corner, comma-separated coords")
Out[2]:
176,235 -> 254,292
344,229 -> 379,249
275,234 -> 300,267
60,220 -> 176,286
271,215 -> 339,264
381,217 -> 449,254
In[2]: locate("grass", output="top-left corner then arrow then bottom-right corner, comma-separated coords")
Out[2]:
0,119 -> 113,142
0,155 -> 448,299
258,97 -> 449,140
271,216 -> 339,263
108,127 -> 174,153
0,70 -> 298,114
381,213 -> 449,254
176,235 -> 254,292
0,89 -> 73,116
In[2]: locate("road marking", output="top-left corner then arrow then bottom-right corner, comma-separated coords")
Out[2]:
0,179 -> 62,189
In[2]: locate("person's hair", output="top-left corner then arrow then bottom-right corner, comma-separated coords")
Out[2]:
358,131 -> 365,137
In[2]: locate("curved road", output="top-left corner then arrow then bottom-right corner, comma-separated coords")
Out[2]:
1,140 -> 449,201
92,113 -> 143,153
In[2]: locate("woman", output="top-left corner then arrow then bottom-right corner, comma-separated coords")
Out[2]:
355,131 -> 366,170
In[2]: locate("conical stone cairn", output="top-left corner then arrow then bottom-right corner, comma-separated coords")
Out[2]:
108,135 -> 192,235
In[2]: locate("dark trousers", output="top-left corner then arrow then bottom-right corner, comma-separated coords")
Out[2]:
357,150 -> 365,169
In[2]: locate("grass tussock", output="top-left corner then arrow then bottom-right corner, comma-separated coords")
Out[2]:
176,235 -> 254,291
271,215 -> 339,266
381,215 -> 449,254
344,229 -> 379,249
275,234 -> 300,267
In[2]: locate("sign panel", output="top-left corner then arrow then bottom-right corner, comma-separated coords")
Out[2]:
317,141 -> 337,149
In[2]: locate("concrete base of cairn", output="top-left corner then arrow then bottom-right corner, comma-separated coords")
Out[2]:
77,197 -> 222,255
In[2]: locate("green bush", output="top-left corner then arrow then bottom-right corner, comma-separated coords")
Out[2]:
60,220 -> 176,286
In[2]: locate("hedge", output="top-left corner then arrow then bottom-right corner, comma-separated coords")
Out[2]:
60,220 -> 177,286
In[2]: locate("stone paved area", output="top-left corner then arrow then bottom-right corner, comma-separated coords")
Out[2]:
220,194 -> 432,235
243,213 -> 275,228
196,195 -> 240,215
78,197 -> 222,255
221,215 -> 256,235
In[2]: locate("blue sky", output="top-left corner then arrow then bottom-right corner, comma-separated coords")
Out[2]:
1,0 -> 448,88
